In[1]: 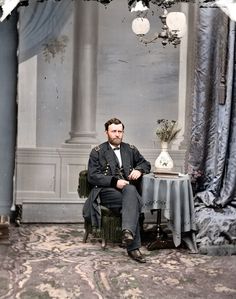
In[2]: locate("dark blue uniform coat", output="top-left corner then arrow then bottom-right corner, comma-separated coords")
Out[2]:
82,141 -> 151,227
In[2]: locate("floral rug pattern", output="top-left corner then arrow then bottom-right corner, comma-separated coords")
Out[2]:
0,224 -> 236,299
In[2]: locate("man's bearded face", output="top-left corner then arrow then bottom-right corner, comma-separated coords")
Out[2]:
106,123 -> 124,146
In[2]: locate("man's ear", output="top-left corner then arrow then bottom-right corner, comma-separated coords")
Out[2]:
105,130 -> 108,137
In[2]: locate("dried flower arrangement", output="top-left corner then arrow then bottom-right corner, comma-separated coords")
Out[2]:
156,119 -> 181,143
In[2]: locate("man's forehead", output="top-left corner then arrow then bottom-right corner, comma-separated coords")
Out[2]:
108,123 -> 123,130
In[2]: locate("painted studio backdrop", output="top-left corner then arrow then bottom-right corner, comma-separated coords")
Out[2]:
15,0 -> 187,223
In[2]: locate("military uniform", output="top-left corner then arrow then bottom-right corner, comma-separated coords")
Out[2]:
83,141 -> 151,251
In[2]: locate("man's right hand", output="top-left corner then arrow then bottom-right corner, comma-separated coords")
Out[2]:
116,179 -> 129,189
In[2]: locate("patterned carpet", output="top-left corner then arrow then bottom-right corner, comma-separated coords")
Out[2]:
0,224 -> 236,299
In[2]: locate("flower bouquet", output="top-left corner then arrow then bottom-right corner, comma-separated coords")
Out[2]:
156,119 -> 181,143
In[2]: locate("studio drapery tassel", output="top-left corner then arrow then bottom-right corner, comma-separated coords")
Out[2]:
78,170 -> 92,198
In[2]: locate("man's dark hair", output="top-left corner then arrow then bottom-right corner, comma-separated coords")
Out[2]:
104,118 -> 124,131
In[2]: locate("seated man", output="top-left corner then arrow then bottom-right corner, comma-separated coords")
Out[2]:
83,118 -> 151,263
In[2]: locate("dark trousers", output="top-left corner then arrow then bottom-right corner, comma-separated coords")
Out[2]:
99,184 -> 142,251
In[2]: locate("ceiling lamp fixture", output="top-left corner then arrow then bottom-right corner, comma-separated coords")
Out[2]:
131,0 -> 187,47
131,0 -> 150,35
132,17 -> 150,35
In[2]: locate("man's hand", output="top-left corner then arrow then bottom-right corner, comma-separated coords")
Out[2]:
116,179 -> 129,189
128,169 -> 142,181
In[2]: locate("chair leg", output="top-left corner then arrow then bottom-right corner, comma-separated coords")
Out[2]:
83,221 -> 91,243
83,228 -> 89,243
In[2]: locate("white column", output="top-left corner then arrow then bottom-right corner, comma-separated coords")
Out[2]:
66,1 -> 99,145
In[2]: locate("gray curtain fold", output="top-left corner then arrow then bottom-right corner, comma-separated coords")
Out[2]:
188,8 -> 236,253
219,24 -> 236,208
188,8 -> 236,208
0,11 -> 18,216
18,0 -> 72,63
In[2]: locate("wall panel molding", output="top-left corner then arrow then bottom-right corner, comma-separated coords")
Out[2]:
15,146 -> 186,222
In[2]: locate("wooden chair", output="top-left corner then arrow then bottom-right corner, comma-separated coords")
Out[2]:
78,170 -> 122,249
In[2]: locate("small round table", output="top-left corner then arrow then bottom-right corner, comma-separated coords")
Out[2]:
142,173 -> 197,252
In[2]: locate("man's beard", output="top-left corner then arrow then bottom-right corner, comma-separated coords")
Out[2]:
109,137 -> 122,146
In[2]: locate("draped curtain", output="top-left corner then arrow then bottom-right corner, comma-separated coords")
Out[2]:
188,8 -> 236,254
18,0 -> 72,63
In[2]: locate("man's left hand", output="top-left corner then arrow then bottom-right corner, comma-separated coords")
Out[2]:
128,169 -> 142,181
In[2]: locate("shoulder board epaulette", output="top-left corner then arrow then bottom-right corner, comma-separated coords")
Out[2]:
94,145 -> 100,152
130,144 -> 135,149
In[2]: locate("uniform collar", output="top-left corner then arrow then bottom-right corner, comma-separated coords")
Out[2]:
109,143 -> 121,150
